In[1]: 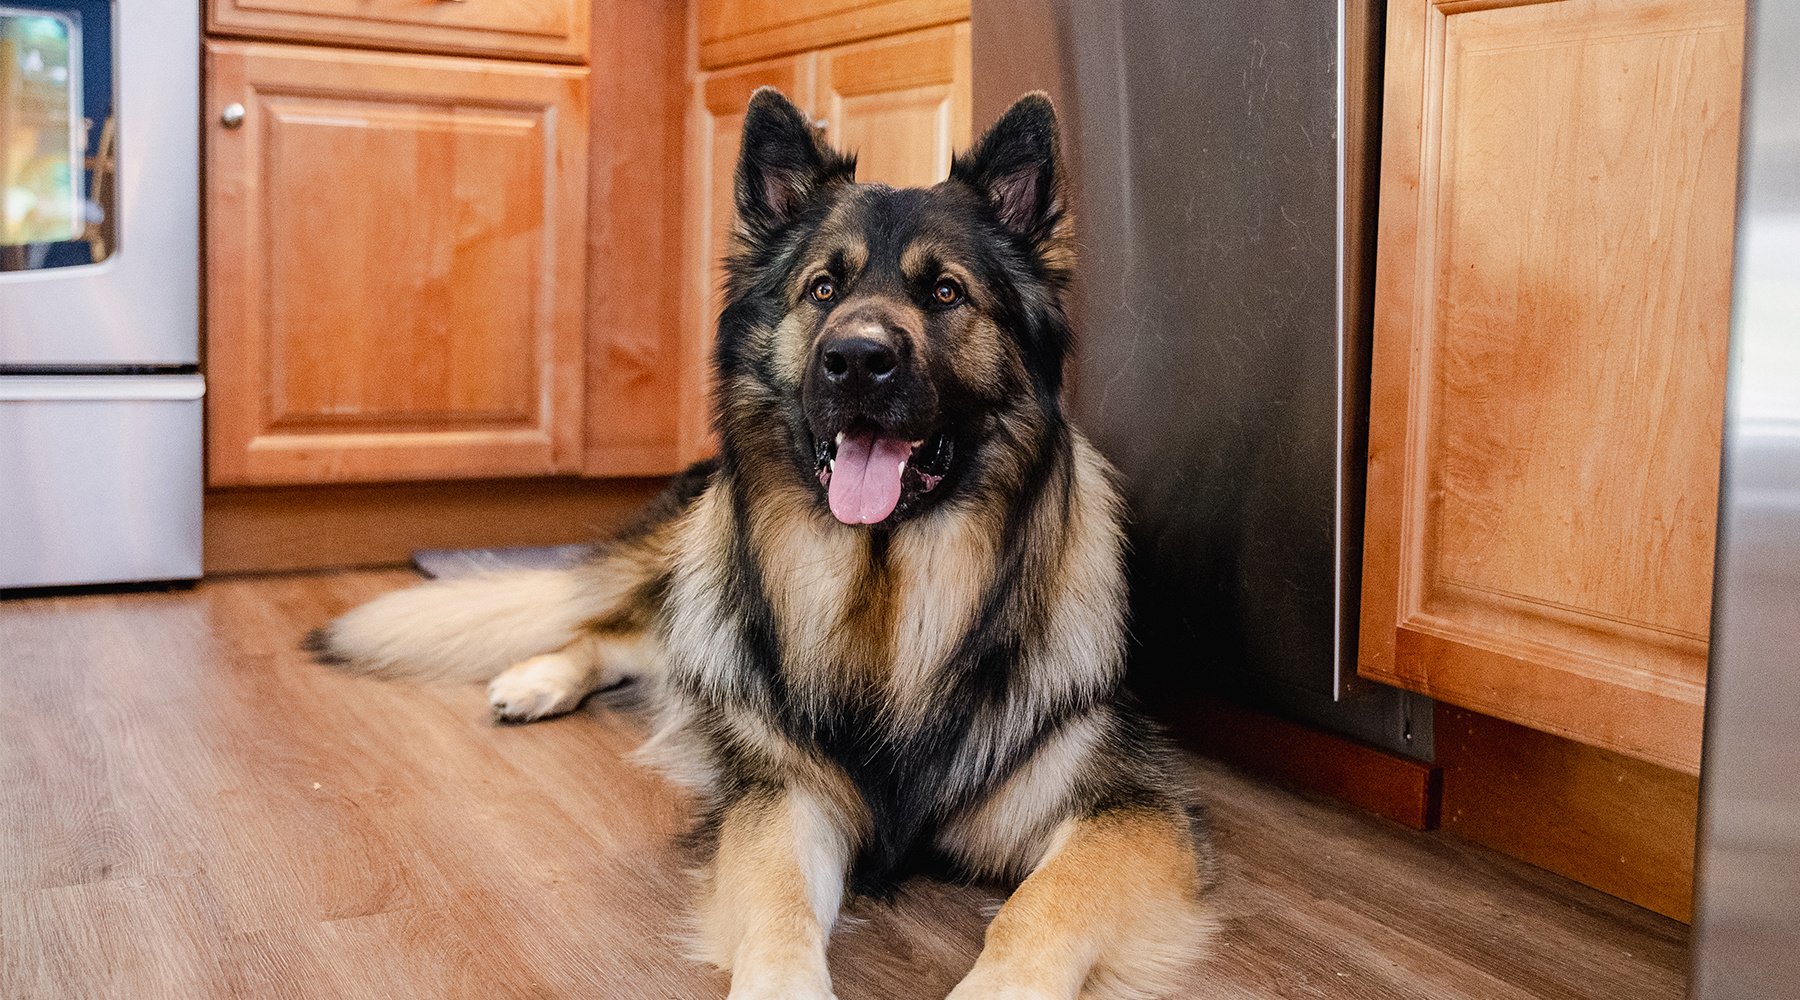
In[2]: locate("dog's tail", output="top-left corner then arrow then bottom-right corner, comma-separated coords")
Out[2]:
303,568 -> 600,683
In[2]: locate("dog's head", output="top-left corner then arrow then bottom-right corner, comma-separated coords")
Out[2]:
715,89 -> 1071,528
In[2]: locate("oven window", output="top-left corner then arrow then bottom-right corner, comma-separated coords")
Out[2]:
0,1 -> 113,271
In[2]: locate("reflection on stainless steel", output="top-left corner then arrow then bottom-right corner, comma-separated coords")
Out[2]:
1689,3 -> 1800,996
972,0 -> 1429,753
0,0 -> 196,365
0,376 -> 203,588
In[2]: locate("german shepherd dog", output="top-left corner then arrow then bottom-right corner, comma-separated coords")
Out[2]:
307,90 -> 1214,1000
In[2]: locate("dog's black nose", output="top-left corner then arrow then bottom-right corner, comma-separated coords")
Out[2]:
820,336 -> 898,384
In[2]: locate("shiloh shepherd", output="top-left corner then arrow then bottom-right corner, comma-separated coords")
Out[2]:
307,90 -> 1214,999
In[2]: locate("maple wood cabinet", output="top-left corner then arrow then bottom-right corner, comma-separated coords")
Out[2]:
678,15 -> 972,460
1358,0 -> 1745,773
205,41 -> 590,486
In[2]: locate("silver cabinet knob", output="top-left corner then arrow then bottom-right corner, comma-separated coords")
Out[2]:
221,103 -> 246,129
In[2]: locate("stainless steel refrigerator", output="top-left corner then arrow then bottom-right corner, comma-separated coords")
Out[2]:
1690,0 -> 1800,993
0,0 -> 202,589
973,0 -> 1428,753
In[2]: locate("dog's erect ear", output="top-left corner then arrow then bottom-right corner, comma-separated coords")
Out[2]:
952,93 -> 1063,243
735,88 -> 854,234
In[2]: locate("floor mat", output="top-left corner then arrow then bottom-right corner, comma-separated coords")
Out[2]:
411,544 -> 588,580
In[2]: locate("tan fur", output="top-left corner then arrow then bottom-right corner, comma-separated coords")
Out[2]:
697,787 -> 858,1000
322,568 -> 609,684
946,808 -> 1215,1000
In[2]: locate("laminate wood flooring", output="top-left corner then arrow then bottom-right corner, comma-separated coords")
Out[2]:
0,571 -> 1689,999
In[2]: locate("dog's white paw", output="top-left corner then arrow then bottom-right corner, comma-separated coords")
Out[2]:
726,980 -> 834,1000
487,654 -> 589,722
945,970 -> 1062,1000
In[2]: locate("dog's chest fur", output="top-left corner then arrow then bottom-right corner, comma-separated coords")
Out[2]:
753,494 -> 1001,707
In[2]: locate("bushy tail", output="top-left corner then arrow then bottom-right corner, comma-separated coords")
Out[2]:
303,568 -> 601,683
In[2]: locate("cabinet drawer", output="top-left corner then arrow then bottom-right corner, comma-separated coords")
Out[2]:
209,0 -> 588,64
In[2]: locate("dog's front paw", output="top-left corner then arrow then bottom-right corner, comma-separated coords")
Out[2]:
726,979 -> 834,1000
487,654 -> 589,722
945,969 -> 1062,1000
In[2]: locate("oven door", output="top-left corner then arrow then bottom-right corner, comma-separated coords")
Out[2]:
0,0 -> 197,367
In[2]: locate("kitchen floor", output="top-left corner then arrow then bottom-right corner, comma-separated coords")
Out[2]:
1,571 -> 1688,999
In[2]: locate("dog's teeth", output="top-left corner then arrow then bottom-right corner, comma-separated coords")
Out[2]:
835,431 -> 845,447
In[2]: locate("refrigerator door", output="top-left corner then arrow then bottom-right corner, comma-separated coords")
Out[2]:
0,0 -> 199,366
0,375 -> 203,587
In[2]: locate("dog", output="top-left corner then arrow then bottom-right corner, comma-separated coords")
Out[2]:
306,89 -> 1214,1000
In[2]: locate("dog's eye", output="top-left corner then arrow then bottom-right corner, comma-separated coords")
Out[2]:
810,277 -> 836,303
932,279 -> 963,306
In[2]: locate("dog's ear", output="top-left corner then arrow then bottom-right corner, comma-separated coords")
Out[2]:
952,93 -> 1064,245
735,88 -> 854,234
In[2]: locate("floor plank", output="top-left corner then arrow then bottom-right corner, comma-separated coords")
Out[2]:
0,571 -> 1688,999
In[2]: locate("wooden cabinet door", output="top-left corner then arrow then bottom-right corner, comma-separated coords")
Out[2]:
1358,0 -> 1744,773
205,42 -> 589,486
678,54 -> 816,463
816,23 -> 971,188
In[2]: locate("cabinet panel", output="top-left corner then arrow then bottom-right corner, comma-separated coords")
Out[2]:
678,55 -> 815,463
206,42 -> 588,485
817,23 -> 971,188
1359,0 -> 1744,772
209,0 -> 588,64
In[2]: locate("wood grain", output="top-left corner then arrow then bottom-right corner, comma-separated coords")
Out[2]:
205,42 -> 590,487
1436,705 -> 1700,922
208,0 -> 589,64
0,571 -> 1687,999
698,0 -> 968,69
202,477 -> 667,575
1358,0 -> 1744,773
583,2 -> 689,477
816,24 -> 972,188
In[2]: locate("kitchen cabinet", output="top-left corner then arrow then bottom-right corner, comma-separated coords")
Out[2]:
208,0 -> 589,64
205,41 -> 589,486
1358,0 -> 1744,773
678,16 -> 971,461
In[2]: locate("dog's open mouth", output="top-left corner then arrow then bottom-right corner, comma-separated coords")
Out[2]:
813,423 -> 954,525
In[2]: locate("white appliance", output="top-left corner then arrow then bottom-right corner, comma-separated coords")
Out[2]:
0,0 -> 201,588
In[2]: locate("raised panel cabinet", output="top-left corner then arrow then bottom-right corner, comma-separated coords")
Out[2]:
208,0 -> 589,64
817,23 -> 971,188
206,42 -> 589,486
1358,0 -> 1744,773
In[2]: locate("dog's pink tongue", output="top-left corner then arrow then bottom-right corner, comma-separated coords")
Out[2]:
828,430 -> 910,525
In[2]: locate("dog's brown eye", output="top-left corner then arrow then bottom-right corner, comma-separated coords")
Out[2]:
810,277 -> 836,302
933,280 -> 963,306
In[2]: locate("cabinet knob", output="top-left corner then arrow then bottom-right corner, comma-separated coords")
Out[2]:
220,103 -> 246,129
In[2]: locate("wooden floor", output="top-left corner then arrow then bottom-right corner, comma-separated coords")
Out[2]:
0,571 -> 1689,999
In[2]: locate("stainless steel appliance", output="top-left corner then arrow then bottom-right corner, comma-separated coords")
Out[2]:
972,1 -> 1427,752
1690,2 -> 1800,994
0,0 -> 201,588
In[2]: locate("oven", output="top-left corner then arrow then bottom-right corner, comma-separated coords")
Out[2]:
0,0 -> 201,588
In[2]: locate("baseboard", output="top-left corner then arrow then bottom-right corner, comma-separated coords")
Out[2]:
1159,692 -> 1444,831
204,476 -> 669,575
1436,705 -> 1699,922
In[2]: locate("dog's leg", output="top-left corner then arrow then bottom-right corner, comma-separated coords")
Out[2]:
486,629 -> 661,722
697,787 -> 852,1000
946,806 -> 1213,1000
